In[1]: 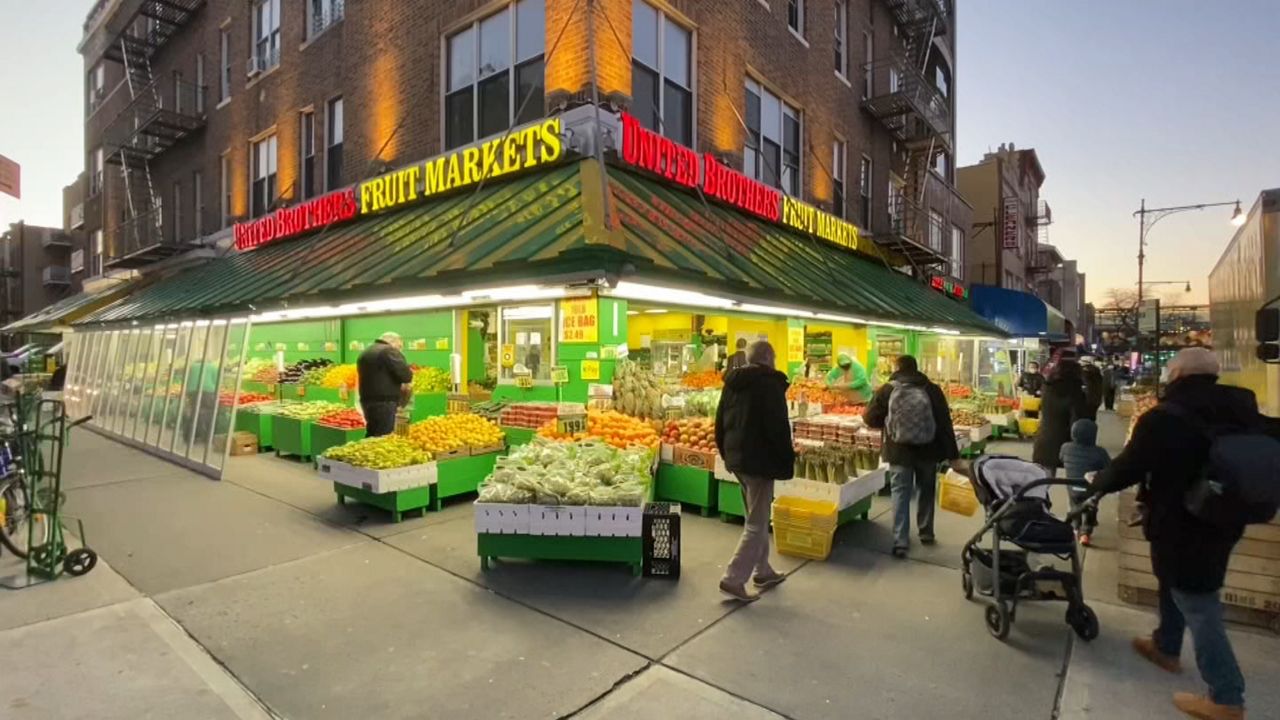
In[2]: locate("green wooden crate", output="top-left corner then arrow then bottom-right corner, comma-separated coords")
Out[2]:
272,415 -> 313,460
656,463 -> 716,516
311,423 -> 365,458
334,482 -> 433,523
435,451 -> 500,508
717,479 -> 746,521
235,408 -> 274,450
410,392 -> 448,422
502,426 -> 537,447
477,533 -> 642,575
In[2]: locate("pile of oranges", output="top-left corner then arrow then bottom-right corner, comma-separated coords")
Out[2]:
537,409 -> 661,449
681,371 -> 723,389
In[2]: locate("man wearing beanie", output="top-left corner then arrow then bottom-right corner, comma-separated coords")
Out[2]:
715,340 -> 794,602
1091,347 -> 1262,719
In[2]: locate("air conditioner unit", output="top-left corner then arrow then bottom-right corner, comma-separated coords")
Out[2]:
246,55 -> 261,77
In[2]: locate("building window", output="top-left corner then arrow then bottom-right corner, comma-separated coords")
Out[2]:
172,182 -> 183,242
500,304 -> 554,381
89,147 -> 104,197
300,110 -> 316,200
858,155 -> 871,227
787,0 -> 803,35
934,62 -> 950,100
631,0 -> 693,146
193,171 -> 204,237
251,0 -> 282,74
219,152 -> 231,227
928,209 -> 944,252
932,151 -> 950,179
326,97 -> 343,190
87,62 -> 106,114
173,70 -> 184,113
445,0 -> 545,150
862,30 -> 872,99
832,140 -> 846,219
195,53 -> 205,113
308,0 -> 345,40
834,0 -> 847,77
744,79 -> 800,196
219,28 -> 231,101
251,135 -> 277,218
888,175 -> 905,230
91,230 -> 104,276
950,224 -> 965,278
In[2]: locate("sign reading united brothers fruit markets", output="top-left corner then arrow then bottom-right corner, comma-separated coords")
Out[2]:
618,112 -> 861,253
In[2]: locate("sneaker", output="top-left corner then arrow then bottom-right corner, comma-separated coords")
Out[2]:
1079,533 -> 1092,547
753,572 -> 787,589
719,580 -> 759,603
891,546 -> 908,559
1133,636 -> 1182,674
1172,692 -> 1244,720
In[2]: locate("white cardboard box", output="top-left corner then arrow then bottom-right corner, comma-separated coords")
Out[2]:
474,503 -> 532,535
583,506 -> 644,537
316,458 -> 438,494
529,505 -> 587,536
776,467 -> 885,510
713,454 -> 735,482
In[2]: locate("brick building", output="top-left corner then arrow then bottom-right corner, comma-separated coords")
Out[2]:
78,0 -> 967,281
0,222 -> 81,339
956,143 -> 1050,292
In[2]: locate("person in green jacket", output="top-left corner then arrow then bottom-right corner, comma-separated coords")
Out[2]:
826,353 -> 872,403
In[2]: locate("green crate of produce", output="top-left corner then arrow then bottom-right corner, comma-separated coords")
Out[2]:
272,415 -> 313,461
656,463 -> 716,516
718,479 -> 746,521
235,408 -> 274,450
303,387 -> 354,406
311,423 -> 365,458
434,451 -> 500,508
334,482 -> 432,523
477,533 -> 642,575
410,392 -> 448,422
502,426 -> 537,447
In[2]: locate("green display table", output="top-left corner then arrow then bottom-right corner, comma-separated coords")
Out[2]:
334,482 -> 433,523
502,426 -> 537,446
410,393 -> 448,422
477,533 -> 643,575
656,463 -> 716,516
235,409 -> 274,450
718,479 -> 746,521
311,423 -> 365,458
303,387 -> 354,406
838,496 -> 873,525
272,415 -> 313,461
434,452 -> 500,509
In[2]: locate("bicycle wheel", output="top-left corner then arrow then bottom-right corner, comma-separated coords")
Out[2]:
0,476 -> 49,559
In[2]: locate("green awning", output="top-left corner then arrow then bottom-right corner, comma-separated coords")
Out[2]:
3,278 -> 138,333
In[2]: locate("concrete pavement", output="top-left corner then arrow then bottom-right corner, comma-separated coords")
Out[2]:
0,413 -> 1276,719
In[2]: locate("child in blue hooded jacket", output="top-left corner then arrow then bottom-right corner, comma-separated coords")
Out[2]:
1060,418 -> 1110,546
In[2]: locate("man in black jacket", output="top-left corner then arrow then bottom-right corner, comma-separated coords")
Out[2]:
357,332 -> 414,437
864,355 -> 959,557
1091,348 -> 1252,720
715,341 -> 794,602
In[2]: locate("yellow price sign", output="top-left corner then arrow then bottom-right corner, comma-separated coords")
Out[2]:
296,385 -> 306,397
580,359 -> 600,381
297,342 -> 310,352
411,338 -> 428,351
324,341 -> 337,352
274,343 -> 287,352
501,344 -> 516,368
787,327 -> 805,363
349,341 -> 365,351
559,298 -> 599,343
515,374 -> 535,389
551,366 -> 570,384
435,337 -> 450,350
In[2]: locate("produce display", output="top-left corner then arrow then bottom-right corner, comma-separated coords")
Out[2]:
411,366 -> 451,394
273,401 -> 349,420
944,383 -> 974,400
237,358 -> 276,383
660,417 -> 717,452
280,358 -> 334,385
793,414 -> 864,444
825,404 -> 866,416
320,364 -> 359,389
471,399 -> 509,423
476,439 -> 653,506
786,378 -> 844,406
537,409 -> 661,449
613,360 -> 666,419
500,403 -> 559,429
219,391 -> 273,407
316,408 -> 366,429
250,364 -> 279,383
682,389 -> 721,418
681,371 -> 723,389
322,435 -> 431,469
406,413 -> 505,455
793,444 -> 876,483
950,408 -> 987,428
995,396 -> 1020,411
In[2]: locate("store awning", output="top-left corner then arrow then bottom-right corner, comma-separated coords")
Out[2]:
3,278 -> 138,333
968,285 -> 1069,341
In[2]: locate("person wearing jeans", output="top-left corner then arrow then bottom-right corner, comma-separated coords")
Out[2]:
888,460 -> 938,549
1151,583 -> 1245,709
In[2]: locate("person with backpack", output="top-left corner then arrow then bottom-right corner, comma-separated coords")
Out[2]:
864,355 -> 960,558
1089,347 -> 1280,720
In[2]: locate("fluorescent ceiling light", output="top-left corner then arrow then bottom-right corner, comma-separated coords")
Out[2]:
643,309 -> 669,314
610,281 -> 735,310
250,284 -> 568,323
502,305 -> 554,320
626,311 -> 640,316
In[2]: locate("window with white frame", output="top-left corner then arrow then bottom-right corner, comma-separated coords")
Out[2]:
251,0 -> 281,74
744,79 -> 800,196
195,53 -> 205,113
91,230 -> 104,276
929,209 -> 944,251
631,1 -> 693,147
862,30 -> 872,99
950,224 -> 965,278
308,0 -> 345,40
251,134 -> 277,218
834,0 -> 847,77
500,304 -> 554,381
219,152 -> 231,227
172,182 -> 183,242
444,0 -> 545,150
326,97 -> 343,190
89,147 -> 104,197
87,62 -> 106,114
858,155 -> 871,227
932,151 -> 950,179
219,28 -> 231,101
193,170 -> 204,237
787,0 -> 803,35
832,140 -> 846,219
300,110 -> 316,200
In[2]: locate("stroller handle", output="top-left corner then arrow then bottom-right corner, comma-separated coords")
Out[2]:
1007,477 -> 1091,503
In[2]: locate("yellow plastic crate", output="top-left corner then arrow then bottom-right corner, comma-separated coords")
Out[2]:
1020,394 -> 1041,412
772,497 -> 838,560
1018,417 -> 1040,436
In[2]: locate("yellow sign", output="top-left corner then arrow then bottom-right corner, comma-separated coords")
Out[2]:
551,366 -> 570,384
324,341 -> 337,352
349,341 -> 365,351
580,359 -> 601,381
255,342 -> 267,352
411,338 -> 428,351
296,342 -> 310,352
501,344 -> 516,368
781,196 -> 859,252
296,385 -> 306,397
435,337 -> 449,350
360,118 -> 564,214
787,327 -> 805,363
514,371 -> 534,389
600,345 -> 617,360
559,298 -> 599,343
274,343 -> 287,352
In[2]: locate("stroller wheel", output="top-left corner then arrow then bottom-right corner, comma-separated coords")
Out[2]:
961,572 -> 974,600
985,603 -> 1011,640
1066,604 -> 1099,641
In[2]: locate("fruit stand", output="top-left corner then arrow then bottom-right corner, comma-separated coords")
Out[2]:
269,401 -> 348,461
320,435 -> 437,522
310,409 -> 367,458
655,416 -> 719,517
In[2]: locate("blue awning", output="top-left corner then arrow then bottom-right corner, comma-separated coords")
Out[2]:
968,285 -> 1070,341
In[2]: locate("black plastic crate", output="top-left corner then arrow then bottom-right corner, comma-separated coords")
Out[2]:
642,502 -> 681,579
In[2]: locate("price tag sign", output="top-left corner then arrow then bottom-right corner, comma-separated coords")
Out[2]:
446,393 -> 471,414
255,342 -> 267,352
501,344 -> 516,368
550,366 -> 569,384
600,345 -> 617,360
338,386 -> 349,401
296,385 -> 306,397
580,359 -> 600,381
436,337 -> 450,350
267,383 -> 278,394
324,341 -> 337,352
557,415 -> 588,435
349,341 -> 365,351
297,342 -> 310,352
412,338 -> 428,351
274,343 -> 287,352
514,369 -> 534,389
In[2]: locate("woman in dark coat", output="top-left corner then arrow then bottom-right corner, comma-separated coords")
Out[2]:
1081,361 -> 1104,420
1033,360 -> 1089,471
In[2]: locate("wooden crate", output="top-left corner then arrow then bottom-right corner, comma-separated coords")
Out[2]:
228,431 -> 258,456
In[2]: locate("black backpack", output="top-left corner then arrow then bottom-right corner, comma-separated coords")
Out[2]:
1162,403 -> 1280,526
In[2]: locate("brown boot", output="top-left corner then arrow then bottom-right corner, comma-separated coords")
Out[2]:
1133,636 -> 1182,674
1173,692 -> 1244,719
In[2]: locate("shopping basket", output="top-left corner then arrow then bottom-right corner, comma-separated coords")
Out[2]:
771,497 -> 838,560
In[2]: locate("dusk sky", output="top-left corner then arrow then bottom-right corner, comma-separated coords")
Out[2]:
1,1 -> 1277,304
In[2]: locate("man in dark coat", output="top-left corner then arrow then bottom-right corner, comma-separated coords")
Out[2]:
715,341 -> 794,602
1081,358 -> 1104,420
1017,360 -> 1045,397
1032,360 -> 1089,471
357,332 -> 414,437
1090,348 -> 1254,719
1102,359 -> 1120,411
864,355 -> 959,557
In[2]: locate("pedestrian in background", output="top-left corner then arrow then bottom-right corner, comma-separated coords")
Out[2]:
1059,418 -> 1109,546
1081,357 -> 1104,420
1102,360 -> 1119,411
724,338 -> 748,375
714,340 -> 793,602
1090,348 -> 1262,720
1033,358 -> 1088,476
864,355 -> 959,558
1018,360 -> 1045,397
357,332 -> 413,437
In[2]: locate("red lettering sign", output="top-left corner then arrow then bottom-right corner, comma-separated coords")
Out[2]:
702,154 -> 781,222
620,113 -> 698,188
234,188 -> 359,251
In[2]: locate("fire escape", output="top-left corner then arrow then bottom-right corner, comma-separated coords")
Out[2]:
861,0 -> 952,272
96,0 -> 206,269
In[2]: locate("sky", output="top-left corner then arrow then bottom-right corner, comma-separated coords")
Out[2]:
1,1 -> 1277,305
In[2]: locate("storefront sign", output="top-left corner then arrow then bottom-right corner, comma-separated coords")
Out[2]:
787,327 -> 805,363
580,359 -> 601,381
621,112 -> 697,188
702,154 -> 782,222
361,118 -> 564,215
559,298 -> 599,343
781,197 -> 858,251
234,189 -> 358,251
929,275 -> 969,300
1002,197 -> 1020,250
501,344 -> 516,368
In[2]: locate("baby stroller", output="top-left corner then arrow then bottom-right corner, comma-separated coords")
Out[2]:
959,455 -> 1099,641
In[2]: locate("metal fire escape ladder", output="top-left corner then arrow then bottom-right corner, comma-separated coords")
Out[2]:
117,33 -> 162,254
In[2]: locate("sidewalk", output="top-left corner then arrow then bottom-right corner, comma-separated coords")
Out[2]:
0,414 -> 1275,719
